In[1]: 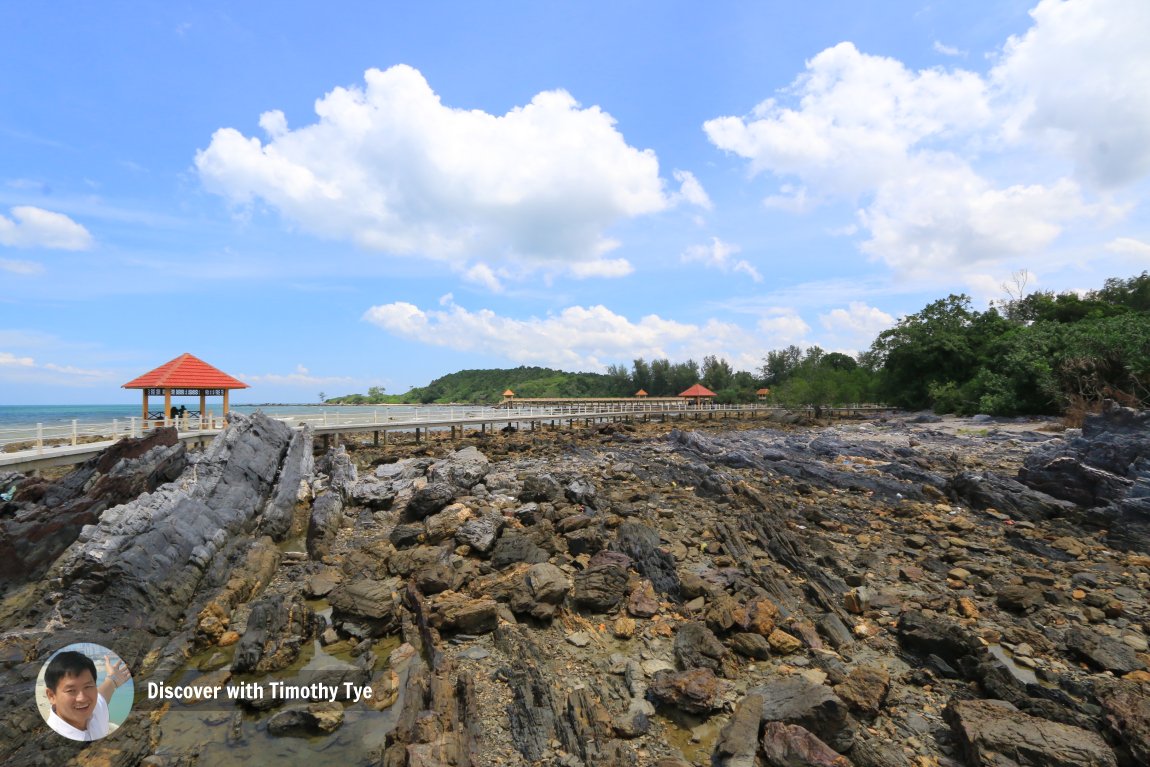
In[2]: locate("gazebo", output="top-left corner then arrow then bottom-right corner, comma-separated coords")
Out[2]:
502,389 -> 516,402
679,383 -> 717,408
635,389 -> 648,398
123,353 -> 249,428
756,387 -> 771,401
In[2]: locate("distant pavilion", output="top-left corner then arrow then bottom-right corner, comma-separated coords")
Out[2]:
635,389 -> 649,398
756,387 -> 771,401
123,353 -> 249,427
679,383 -> 717,408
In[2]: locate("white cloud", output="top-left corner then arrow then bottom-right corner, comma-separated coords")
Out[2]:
196,65 -> 675,282
0,350 -> 113,386
992,0 -> 1150,189
362,301 -> 764,371
463,263 -> 505,292
682,237 -> 762,282
756,309 -> 811,346
1,258 -> 43,275
0,352 -> 35,367
763,185 -> 816,213
933,41 -> 966,57
859,167 -> 1097,274
704,42 -> 991,197
239,364 -> 356,388
672,169 -> 712,210
819,301 -> 895,349
0,206 -> 92,250
704,2 -> 1150,279
569,258 -> 634,278
1105,237 -> 1150,257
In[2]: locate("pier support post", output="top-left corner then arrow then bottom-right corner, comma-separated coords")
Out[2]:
374,430 -> 379,446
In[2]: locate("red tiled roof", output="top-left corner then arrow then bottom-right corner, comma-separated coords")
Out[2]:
635,389 -> 648,396
678,383 -> 716,397
122,353 -> 249,390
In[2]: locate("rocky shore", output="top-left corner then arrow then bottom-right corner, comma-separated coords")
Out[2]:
1,404 -> 1147,766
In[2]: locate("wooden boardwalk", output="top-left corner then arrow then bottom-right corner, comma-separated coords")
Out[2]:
0,403 -> 895,473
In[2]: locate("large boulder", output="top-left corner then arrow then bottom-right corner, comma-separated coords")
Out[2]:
752,677 -> 856,753
674,622 -> 736,678
573,563 -> 629,613
428,446 -> 490,490
0,426 -> 187,583
519,473 -> 564,503
1096,681 -> 1150,765
613,521 -> 680,599
455,514 -> 504,555
41,412 -> 293,634
1018,403 -> 1150,513
259,424 -> 314,538
1065,626 -> 1145,675
232,594 -> 318,673
406,481 -> 456,520
306,491 -> 343,559
945,698 -> 1117,767
648,667 -> 729,714
328,577 -> 404,637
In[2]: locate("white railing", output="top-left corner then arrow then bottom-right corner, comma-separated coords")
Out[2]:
2,401 -> 820,457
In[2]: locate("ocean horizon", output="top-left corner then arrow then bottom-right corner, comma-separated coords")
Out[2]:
0,403 -> 426,432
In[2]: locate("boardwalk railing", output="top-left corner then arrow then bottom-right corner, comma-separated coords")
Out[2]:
1,402 -> 894,457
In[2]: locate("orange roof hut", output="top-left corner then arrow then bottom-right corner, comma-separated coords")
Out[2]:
678,383 -> 717,408
123,353 -> 248,427
635,389 -> 649,397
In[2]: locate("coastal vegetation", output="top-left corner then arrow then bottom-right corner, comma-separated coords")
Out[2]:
329,272 -> 1149,417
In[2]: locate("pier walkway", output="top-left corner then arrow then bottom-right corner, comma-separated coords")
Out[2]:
0,403 -> 895,473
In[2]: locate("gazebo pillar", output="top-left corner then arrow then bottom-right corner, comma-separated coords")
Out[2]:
142,391 -> 149,427
164,389 -> 172,423
223,389 -> 230,416
199,390 -> 207,428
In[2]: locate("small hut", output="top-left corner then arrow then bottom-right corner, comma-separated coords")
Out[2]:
123,353 -> 248,428
756,387 -> 771,401
678,383 -> 717,408
502,388 -> 516,403
635,389 -> 648,398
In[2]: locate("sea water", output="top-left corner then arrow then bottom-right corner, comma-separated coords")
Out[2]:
0,403 -> 496,442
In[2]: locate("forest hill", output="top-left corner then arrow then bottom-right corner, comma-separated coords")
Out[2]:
328,271 -> 1149,417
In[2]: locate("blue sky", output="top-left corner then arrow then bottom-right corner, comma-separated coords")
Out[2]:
2,0 -> 1148,404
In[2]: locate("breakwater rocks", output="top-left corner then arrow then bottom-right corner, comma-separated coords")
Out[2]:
1,405 -> 1148,766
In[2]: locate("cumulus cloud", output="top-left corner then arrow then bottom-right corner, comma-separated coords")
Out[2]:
463,263 -> 505,292
756,309 -> 811,346
0,350 -> 113,385
933,41 -> 966,57
992,0 -> 1150,188
819,301 -> 895,349
1105,237 -> 1150,257
681,237 -> 762,282
0,352 -> 35,367
0,206 -> 92,250
239,363 -> 356,388
196,65 -> 688,283
672,170 -> 712,210
1,258 -> 44,275
362,300 -> 762,371
704,0 -> 1149,277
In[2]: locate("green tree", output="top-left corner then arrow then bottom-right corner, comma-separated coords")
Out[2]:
649,358 -> 671,396
702,355 -> 734,391
631,358 -> 652,394
759,345 -> 802,385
